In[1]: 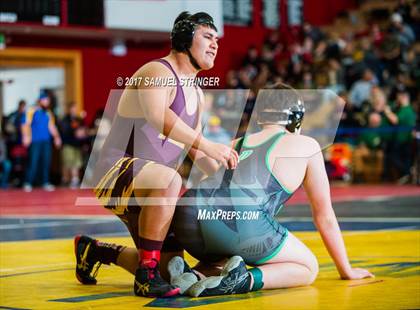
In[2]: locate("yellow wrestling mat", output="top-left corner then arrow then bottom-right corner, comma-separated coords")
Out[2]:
1,230 -> 419,309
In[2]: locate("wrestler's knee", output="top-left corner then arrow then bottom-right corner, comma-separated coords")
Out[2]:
158,170 -> 182,207
165,169 -> 182,191
151,165 -> 182,191
305,251 -> 319,285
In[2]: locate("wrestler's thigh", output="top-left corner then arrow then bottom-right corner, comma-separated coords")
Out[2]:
133,162 -> 182,192
262,232 -> 318,271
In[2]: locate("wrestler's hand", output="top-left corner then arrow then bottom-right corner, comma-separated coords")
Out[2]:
202,140 -> 238,169
341,268 -> 374,280
227,147 -> 239,169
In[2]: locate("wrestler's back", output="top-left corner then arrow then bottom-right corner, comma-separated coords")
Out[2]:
247,130 -> 321,193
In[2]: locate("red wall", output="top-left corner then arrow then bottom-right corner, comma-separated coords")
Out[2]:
303,0 -> 357,26
79,20 -> 268,123
6,5 -> 270,123
81,45 -> 168,123
5,0 -> 355,123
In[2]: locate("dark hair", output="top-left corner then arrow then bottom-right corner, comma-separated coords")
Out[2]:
171,11 -> 217,52
256,82 -> 305,132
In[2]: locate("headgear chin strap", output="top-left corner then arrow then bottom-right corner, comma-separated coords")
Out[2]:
285,100 -> 305,133
186,49 -> 202,71
257,99 -> 305,133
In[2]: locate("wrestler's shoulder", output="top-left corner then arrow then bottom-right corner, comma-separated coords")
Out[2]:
133,60 -> 173,79
296,134 -> 319,146
282,134 -> 321,155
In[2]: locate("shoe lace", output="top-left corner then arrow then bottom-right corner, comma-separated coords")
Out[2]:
147,265 -> 158,280
146,265 -> 169,286
92,262 -> 102,278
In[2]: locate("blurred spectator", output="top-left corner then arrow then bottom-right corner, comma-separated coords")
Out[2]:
90,108 -> 112,150
59,103 -> 88,188
264,31 -> 281,51
260,44 -> 276,68
5,99 -> 27,186
370,23 -> 385,47
358,36 -> 384,84
409,2 -> 420,39
242,45 -> 260,68
225,70 -> 240,89
203,115 -> 231,145
221,7 -> 419,184
371,86 -> 387,113
302,22 -> 325,44
215,89 -> 245,133
389,72 -> 414,102
21,92 -> 62,192
401,46 -> 420,90
327,58 -> 345,93
5,99 -> 26,145
0,134 -> 11,189
298,71 -> 315,89
389,12 -> 415,48
313,40 -> 328,64
349,68 -> 378,108
359,112 -> 383,150
301,37 -> 315,64
380,34 -> 402,81
337,92 -> 360,144
395,0 -> 413,24
325,32 -> 346,61
415,122 -> 420,185
353,112 -> 384,182
201,92 -> 215,125
82,108 -> 112,184
383,90 -> 416,182
253,63 -> 271,90
341,40 -> 358,89
238,65 -> 255,89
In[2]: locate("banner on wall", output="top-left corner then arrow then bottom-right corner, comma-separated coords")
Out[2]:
104,0 -> 224,35
287,0 -> 303,26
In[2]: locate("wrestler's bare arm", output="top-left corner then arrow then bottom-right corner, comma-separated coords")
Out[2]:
303,140 -> 373,280
187,89 -> 238,174
136,62 -> 203,148
137,62 -> 235,168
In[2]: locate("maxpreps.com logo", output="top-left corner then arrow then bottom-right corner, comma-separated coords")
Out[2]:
238,150 -> 253,162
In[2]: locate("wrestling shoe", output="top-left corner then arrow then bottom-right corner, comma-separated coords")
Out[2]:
168,256 -> 200,294
134,259 -> 180,298
74,235 -> 101,285
188,256 -> 251,297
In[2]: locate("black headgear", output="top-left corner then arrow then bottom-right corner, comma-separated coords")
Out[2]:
170,12 -> 217,70
257,83 -> 305,133
284,100 -> 305,133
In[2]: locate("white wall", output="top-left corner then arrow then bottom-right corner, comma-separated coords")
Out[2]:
0,67 -> 64,116
104,0 -> 223,36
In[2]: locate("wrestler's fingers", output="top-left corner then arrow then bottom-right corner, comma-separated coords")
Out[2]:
228,156 -> 236,169
231,149 -> 239,161
229,151 -> 238,169
220,157 -> 229,169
